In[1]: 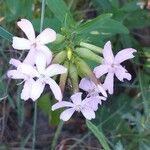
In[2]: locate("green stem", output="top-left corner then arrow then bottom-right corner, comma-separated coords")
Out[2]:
40,0 -> 45,32
51,121 -> 64,150
32,101 -> 37,150
32,0 -> 45,149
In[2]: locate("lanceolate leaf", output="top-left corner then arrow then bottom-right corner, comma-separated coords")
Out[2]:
86,120 -> 111,150
0,26 -> 13,42
76,13 -> 129,34
46,0 -> 75,26
76,13 -> 112,34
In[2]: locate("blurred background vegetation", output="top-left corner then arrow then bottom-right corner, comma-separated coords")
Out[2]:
0,0 -> 150,149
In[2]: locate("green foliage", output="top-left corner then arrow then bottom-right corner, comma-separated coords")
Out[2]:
1,0 -> 150,149
46,0 -> 75,27
86,120 -> 111,150
0,26 -> 13,42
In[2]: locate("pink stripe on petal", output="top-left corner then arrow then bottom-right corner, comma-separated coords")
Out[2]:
60,108 -> 75,121
17,19 -> 35,41
12,37 -> 31,50
36,28 -> 56,44
52,101 -> 74,111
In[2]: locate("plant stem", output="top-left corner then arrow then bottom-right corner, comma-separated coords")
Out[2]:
32,101 -> 37,150
40,0 -> 45,32
51,121 -> 64,150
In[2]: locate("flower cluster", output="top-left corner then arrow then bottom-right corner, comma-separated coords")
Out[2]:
7,19 -> 67,101
7,19 -> 136,121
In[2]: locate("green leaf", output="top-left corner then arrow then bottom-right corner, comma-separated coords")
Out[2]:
76,13 -> 112,34
0,26 -> 13,42
86,120 -> 111,150
76,14 -> 128,35
46,0 -> 75,26
37,94 -> 51,123
99,19 -> 129,34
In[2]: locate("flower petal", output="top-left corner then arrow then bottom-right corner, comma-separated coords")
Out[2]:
23,48 -> 36,66
96,84 -> 107,97
71,92 -> 83,105
35,52 -> 46,74
103,72 -> 114,95
83,97 -> 99,111
17,63 -> 39,78
21,79 -> 35,100
79,78 -> 95,92
46,78 -> 62,101
12,37 -> 31,50
81,108 -> 95,120
44,64 -> 67,77
17,19 -> 35,41
93,64 -> 109,78
52,101 -> 74,111
103,41 -> 114,64
9,58 -> 21,67
7,70 -> 26,79
115,65 -> 132,81
30,79 -> 45,101
36,45 -> 52,65
60,108 -> 75,121
36,28 -> 56,44
114,48 -> 137,64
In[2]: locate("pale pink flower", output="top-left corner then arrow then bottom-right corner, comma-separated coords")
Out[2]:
52,92 -> 96,121
17,54 -> 67,101
79,77 -> 107,110
7,58 -> 35,100
12,19 -> 56,65
94,41 -> 136,94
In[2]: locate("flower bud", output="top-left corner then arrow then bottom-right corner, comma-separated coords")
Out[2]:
53,34 -> 65,44
69,62 -> 79,93
59,61 -> 69,94
74,56 -> 98,84
52,50 -> 67,64
80,42 -> 103,54
75,47 -> 103,63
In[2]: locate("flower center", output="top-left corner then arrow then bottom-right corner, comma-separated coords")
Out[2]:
75,105 -> 82,112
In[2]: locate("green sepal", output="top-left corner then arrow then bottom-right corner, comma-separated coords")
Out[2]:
59,61 -> 69,94
75,47 -> 103,63
74,56 -> 98,84
80,42 -> 103,54
52,50 -> 67,64
69,62 -> 79,93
